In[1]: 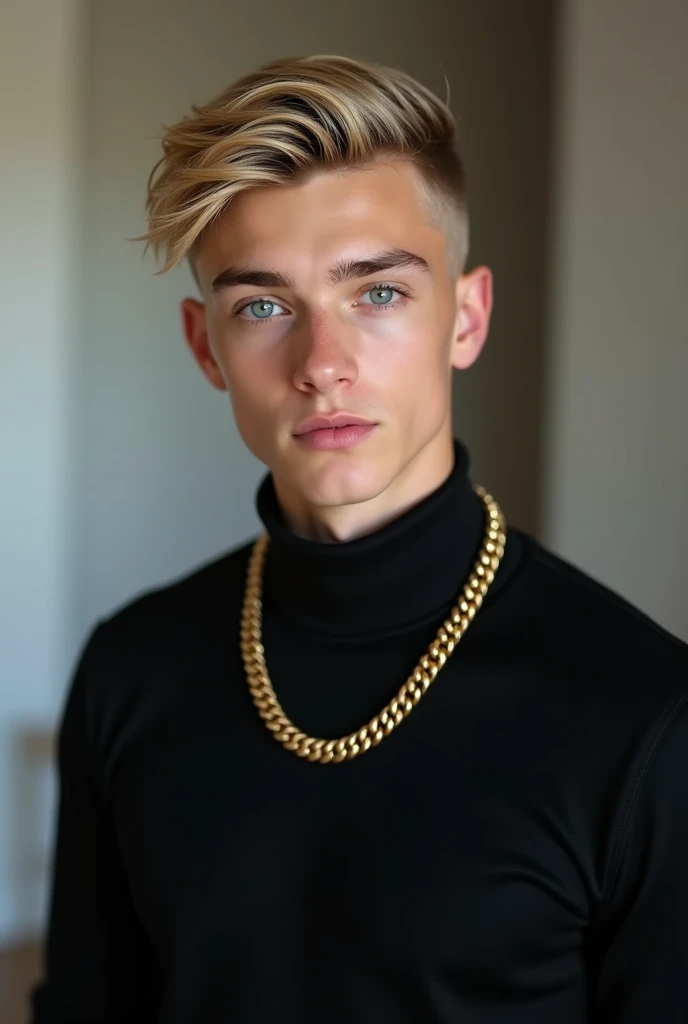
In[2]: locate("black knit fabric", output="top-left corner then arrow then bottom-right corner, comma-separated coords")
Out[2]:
31,441 -> 688,1023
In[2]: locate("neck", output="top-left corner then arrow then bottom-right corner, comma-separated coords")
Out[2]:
272,433 -> 456,544
254,436 -> 499,638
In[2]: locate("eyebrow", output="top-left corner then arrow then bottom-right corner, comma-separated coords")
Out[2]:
210,247 -> 431,293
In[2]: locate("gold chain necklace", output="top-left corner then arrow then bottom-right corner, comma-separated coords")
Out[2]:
241,485 -> 506,764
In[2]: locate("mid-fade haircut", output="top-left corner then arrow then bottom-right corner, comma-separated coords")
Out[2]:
136,54 -> 469,280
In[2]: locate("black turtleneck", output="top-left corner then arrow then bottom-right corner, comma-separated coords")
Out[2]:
257,442 -> 492,637
31,442 -> 688,1024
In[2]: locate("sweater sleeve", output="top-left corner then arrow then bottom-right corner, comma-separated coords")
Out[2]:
588,688 -> 688,1022
29,625 -> 159,1023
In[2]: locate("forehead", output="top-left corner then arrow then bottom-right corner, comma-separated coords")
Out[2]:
195,162 -> 447,285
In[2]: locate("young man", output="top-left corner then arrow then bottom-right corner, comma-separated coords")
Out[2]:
32,54 -> 688,1023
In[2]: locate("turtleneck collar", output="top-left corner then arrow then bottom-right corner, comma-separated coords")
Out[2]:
255,440 -> 505,638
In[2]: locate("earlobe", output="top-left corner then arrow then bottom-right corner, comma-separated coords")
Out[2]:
450,266 -> 493,371
179,297 -> 227,392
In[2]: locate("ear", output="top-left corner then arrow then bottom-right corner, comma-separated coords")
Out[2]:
449,265 -> 493,371
180,297 -> 227,392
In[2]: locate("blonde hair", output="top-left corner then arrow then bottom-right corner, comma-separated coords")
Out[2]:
136,54 -> 469,277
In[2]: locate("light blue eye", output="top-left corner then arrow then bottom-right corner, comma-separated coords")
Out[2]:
367,287 -> 395,305
246,300 -> 280,319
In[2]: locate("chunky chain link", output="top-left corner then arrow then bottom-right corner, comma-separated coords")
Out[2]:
241,485 -> 506,763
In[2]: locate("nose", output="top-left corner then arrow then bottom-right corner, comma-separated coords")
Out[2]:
291,312 -> 359,395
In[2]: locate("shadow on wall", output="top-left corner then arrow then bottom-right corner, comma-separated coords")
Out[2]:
10,728 -> 55,941
0,938 -> 41,1024
0,728 -> 52,1020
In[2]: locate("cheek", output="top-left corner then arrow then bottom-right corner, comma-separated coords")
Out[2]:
218,340 -> 267,402
365,326 -> 453,438
221,349 -> 286,444
225,381 -> 274,461
365,323 -> 450,393
227,372 -> 268,424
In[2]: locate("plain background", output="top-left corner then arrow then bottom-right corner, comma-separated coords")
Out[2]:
1,0 -> 686,945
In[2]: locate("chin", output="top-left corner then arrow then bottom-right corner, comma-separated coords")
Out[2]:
294,451 -> 391,508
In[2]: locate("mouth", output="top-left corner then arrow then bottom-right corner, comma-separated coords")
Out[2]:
293,413 -> 377,452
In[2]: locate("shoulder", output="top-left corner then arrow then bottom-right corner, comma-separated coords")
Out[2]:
82,538 -> 256,674
514,529 -> 688,668
501,531 -> 688,738
506,532 -> 688,837
60,539 -> 258,748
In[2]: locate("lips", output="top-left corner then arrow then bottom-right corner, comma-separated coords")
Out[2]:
293,413 -> 377,452
294,413 -> 375,436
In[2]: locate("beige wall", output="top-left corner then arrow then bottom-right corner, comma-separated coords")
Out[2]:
545,0 -> 688,641
0,0 -> 83,942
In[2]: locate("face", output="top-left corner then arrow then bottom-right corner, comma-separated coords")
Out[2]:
181,160 -> 492,514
